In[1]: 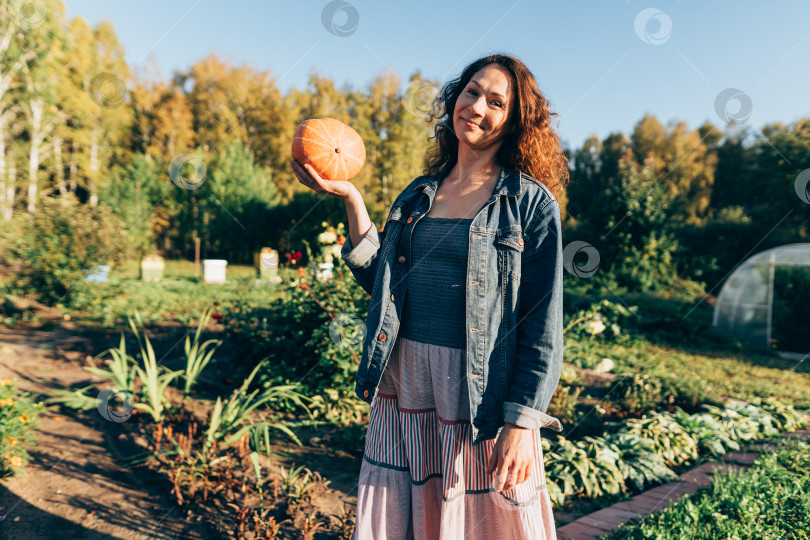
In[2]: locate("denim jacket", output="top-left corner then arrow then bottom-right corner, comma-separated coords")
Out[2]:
340,163 -> 564,445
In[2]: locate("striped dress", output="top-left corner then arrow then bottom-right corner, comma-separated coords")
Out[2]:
351,216 -> 558,540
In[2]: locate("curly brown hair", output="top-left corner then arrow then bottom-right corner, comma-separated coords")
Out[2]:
424,53 -> 570,202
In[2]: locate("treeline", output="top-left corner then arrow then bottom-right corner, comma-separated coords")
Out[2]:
0,0 -> 808,292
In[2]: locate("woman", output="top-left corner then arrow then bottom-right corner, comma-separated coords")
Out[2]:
291,53 -> 569,539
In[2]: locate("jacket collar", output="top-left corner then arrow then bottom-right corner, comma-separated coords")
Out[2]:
413,162 -> 522,200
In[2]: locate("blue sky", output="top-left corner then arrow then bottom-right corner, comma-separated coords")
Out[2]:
63,1 -> 810,151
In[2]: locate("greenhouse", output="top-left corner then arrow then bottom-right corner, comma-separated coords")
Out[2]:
713,243 -> 810,355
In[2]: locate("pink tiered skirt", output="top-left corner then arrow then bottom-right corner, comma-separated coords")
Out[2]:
351,336 -> 558,540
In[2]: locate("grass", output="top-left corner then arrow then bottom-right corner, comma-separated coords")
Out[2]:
49,259 -> 297,326
587,338 -> 810,409
604,438 -> 810,539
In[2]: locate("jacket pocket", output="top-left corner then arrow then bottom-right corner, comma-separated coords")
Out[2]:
495,229 -> 524,283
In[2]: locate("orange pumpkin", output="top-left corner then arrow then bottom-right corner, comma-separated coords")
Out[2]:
292,118 -> 366,181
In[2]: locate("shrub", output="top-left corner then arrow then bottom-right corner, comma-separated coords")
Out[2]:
657,373 -> 722,413
605,373 -> 663,416
563,299 -> 639,343
0,379 -> 43,477
223,249 -> 369,396
2,194 -> 129,306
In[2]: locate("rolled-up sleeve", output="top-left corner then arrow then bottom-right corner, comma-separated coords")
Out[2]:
341,223 -> 381,269
502,198 -> 564,432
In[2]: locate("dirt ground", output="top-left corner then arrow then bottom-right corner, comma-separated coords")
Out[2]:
0,321 -> 361,539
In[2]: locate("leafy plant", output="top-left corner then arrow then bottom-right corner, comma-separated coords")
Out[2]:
606,373 -> 663,415
1,194 -> 129,306
0,379 -> 43,477
128,312 -> 182,422
204,359 -> 308,455
547,384 -> 582,425
84,332 -> 138,394
606,432 -> 678,491
621,412 -> 699,467
181,306 -> 222,396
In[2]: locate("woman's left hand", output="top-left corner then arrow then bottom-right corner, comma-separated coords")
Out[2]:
486,422 -> 535,492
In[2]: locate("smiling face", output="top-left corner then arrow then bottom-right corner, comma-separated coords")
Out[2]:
453,64 -> 515,151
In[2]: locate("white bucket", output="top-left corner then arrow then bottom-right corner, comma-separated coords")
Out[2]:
203,259 -> 228,283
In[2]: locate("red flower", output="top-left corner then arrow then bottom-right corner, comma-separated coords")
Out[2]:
284,253 -> 292,262
300,283 -> 309,290
212,313 -> 223,320
337,235 -> 345,245
293,251 -> 302,260
297,267 -> 305,277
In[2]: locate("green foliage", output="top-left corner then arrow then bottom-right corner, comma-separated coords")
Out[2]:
2,195 -> 129,306
84,332 -> 138,393
568,154 -> 680,292
101,153 -> 168,259
181,306 -> 222,395
606,373 -> 663,415
223,253 -> 369,396
606,440 -> 810,539
546,384 -> 582,426
606,432 -> 678,491
308,387 -> 369,426
563,298 -> 639,343
668,409 -> 741,458
622,412 -> 700,467
544,399 -> 808,508
0,379 -> 43,477
128,312 -> 183,422
183,139 -> 281,263
203,359 -> 309,455
657,373 -> 722,413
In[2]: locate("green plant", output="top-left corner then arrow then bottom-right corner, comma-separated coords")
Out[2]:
45,383 -> 99,412
204,359 -> 308,455
544,435 -> 624,501
606,439 -> 810,539
606,432 -> 678,491
1,194 -> 129,306
84,332 -> 138,394
668,408 -> 741,457
0,379 -> 43,477
657,373 -> 721,412
278,464 -> 331,520
701,404 -> 764,443
223,255 -> 370,396
546,384 -> 582,425
308,387 -> 369,425
621,412 -> 699,467
128,312 -> 182,422
181,306 -> 222,396
606,373 -> 663,415
563,299 -> 639,343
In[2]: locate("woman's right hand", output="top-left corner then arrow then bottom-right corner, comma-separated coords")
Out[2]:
290,159 -> 359,202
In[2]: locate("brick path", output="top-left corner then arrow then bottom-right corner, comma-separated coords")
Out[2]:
556,417 -> 810,540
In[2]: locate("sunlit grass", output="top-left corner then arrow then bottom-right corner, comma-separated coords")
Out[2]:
593,339 -> 810,408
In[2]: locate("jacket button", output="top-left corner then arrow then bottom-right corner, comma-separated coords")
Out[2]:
398,255 -> 406,264
407,216 -> 413,223
390,294 -> 395,301
363,389 -> 369,398
378,332 -> 387,341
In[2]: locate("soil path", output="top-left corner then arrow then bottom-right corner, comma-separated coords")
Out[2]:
0,321 -> 363,539
0,323 -> 212,539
